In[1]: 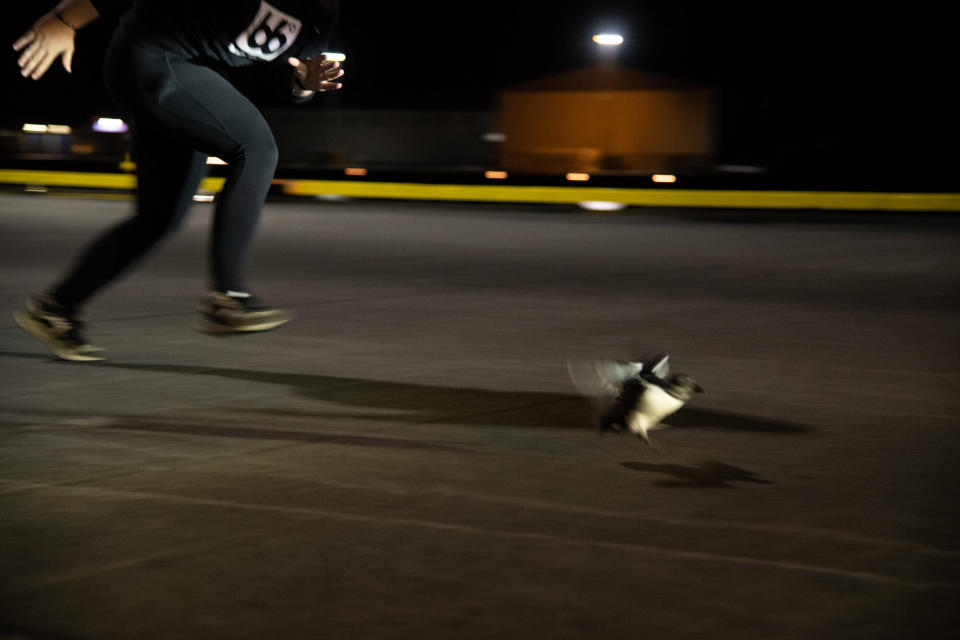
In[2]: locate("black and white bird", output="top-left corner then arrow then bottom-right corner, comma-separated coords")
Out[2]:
569,354 -> 703,445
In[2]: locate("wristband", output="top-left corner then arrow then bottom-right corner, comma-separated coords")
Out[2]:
52,12 -> 77,31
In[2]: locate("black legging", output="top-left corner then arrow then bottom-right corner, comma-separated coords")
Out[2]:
52,24 -> 279,309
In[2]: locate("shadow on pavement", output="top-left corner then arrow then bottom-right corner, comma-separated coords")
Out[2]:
102,419 -> 472,452
621,460 -> 774,488
1,352 -> 812,435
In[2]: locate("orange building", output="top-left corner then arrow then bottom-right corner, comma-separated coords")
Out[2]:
499,65 -> 716,174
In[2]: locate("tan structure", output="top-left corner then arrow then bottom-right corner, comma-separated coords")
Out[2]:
499,65 -> 716,174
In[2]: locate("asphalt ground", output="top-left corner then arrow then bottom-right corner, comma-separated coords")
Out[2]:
1,194 -> 958,639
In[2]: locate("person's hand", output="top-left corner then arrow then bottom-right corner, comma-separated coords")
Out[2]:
13,13 -> 76,80
287,54 -> 344,93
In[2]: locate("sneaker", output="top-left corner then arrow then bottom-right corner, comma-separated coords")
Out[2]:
13,295 -> 106,362
195,291 -> 293,335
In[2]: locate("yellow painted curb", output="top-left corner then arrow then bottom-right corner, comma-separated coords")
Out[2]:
1,169 -> 958,212
0,170 -> 224,192
280,180 -> 960,211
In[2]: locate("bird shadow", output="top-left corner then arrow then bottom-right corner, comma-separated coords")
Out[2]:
621,460 -> 774,488
0,351 -> 811,435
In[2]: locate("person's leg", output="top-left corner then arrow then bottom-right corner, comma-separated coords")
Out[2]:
13,31 -> 214,360
15,128 -> 206,360
204,100 -> 279,296
116,56 -> 291,332
17,45 -> 285,359
51,25 -> 282,306
111,54 -> 280,295
50,130 -> 206,310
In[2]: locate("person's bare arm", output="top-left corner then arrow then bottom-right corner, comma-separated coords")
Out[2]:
13,0 -> 102,80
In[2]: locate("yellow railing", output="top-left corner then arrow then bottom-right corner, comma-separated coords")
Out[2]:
1,169 -> 958,212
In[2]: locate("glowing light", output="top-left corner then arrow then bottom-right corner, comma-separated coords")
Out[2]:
193,194 -> 215,202
593,34 -> 624,46
323,52 -> 346,62
652,174 -> 677,183
485,171 -> 508,180
23,123 -> 72,134
344,167 -> 368,176
206,157 -> 228,165
93,117 -> 128,133
578,201 -> 626,212
25,185 -> 49,193
566,173 -> 591,182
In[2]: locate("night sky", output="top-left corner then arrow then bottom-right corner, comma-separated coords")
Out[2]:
1,1 -> 955,179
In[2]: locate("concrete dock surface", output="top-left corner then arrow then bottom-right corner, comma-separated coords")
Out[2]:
1,194 -> 958,638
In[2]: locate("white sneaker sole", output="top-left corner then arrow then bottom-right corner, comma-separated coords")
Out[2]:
194,315 -> 292,335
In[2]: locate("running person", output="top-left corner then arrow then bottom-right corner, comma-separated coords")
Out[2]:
12,0 -> 344,360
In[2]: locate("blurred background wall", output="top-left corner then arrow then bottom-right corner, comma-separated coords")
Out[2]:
499,65 -> 715,173
263,109 -> 497,171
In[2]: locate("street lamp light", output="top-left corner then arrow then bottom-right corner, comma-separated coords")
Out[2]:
589,31 -> 625,174
592,33 -> 624,46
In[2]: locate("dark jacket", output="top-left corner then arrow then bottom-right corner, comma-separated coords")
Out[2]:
93,0 -> 340,100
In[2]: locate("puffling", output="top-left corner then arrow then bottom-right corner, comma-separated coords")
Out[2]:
616,372 -> 703,444
570,354 -> 703,446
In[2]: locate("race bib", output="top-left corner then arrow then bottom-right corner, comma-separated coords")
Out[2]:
228,1 -> 302,61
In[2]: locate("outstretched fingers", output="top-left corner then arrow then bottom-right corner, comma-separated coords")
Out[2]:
324,65 -> 344,81
12,15 -> 77,80
291,54 -> 345,92
12,30 -> 37,52
30,51 -> 56,80
18,43 -> 48,79
317,61 -> 343,91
